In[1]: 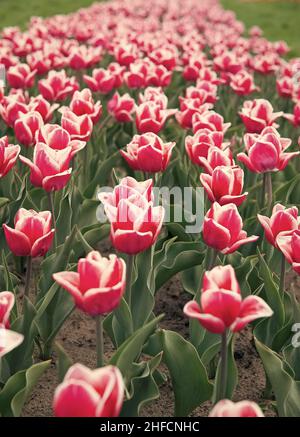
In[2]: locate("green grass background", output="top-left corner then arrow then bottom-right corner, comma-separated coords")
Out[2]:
0,0 -> 299,56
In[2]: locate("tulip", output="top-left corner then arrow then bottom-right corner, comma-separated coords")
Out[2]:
239,99 -> 283,133
184,265 -> 272,401
53,251 -> 126,317
237,127 -> 299,173
198,146 -> 234,174
107,92 -> 135,123
135,101 -> 176,134
69,89 -> 102,124
0,291 -> 15,328
203,202 -> 259,254
276,77 -> 294,99
29,96 -> 59,123
68,46 -> 101,71
277,230 -> 300,275
14,111 -> 44,147
0,136 -> 21,178
83,68 -> 115,94
121,133 -> 175,173
107,62 -> 125,88
0,95 -> 28,127
19,143 -> 72,192
36,124 -> 86,158
192,110 -> 231,134
229,70 -> 258,96
0,328 -> 23,358
139,87 -> 168,110
99,177 -> 164,255
176,98 -> 211,130
146,64 -> 172,88
209,400 -> 264,417
200,166 -> 247,206
38,70 -> 79,102
185,129 -> 229,166
7,63 -> 36,89
60,109 -> 93,142
3,208 -> 55,258
185,82 -> 217,105
53,364 -> 124,417
284,101 -> 300,127
114,44 -> 139,66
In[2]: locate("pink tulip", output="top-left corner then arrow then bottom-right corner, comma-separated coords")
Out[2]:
209,399 -> 264,417
237,127 -> 299,173
53,364 -> 124,417
135,101 -> 176,134
14,111 -> 44,147
38,70 -> 79,102
36,124 -> 86,158
229,70 -> 258,96
184,265 -> 272,334
60,109 -> 93,142
107,92 -> 135,123
192,110 -> 231,134
139,87 -> 168,110
83,68 -> 116,94
0,328 -> 23,358
239,99 -> 283,133
258,204 -> 299,248
198,146 -> 234,174
69,89 -> 102,124
20,143 -> 72,192
276,77 -> 294,99
0,291 -> 15,328
203,202 -> 259,254
7,63 -> 36,89
53,251 -> 126,316
0,136 -> 21,178
185,129 -> 229,166
3,208 -> 55,257
284,101 -> 300,127
0,94 -> 28,127
99,177 -> 164,254
277,230 -> 300,274
176,98 -> 211,129
121,133 -> 175,173
29,96 -> 59,123
200,166 -> 247,206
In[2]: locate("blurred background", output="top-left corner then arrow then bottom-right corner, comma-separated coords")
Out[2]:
0,0 -> 299,56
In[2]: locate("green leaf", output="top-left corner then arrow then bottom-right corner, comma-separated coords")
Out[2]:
0,360 -> 51,417
56,342 -> 73,383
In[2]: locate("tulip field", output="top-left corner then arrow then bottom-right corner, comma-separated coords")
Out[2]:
1,0 -> 300,420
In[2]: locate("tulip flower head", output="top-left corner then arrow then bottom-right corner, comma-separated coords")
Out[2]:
184,265 -> 273,334
3,208 -> 55,257
53,364 -> 124,417
239,99 -> 283,134
209,399 -> 264,417
0,291 -> 15,328
0,136 -> 20,178
53,251 -> 126,316
0,328 -> 24,358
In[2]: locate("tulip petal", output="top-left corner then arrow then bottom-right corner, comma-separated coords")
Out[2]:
231,295 -> 273,332
3,224 -> 31,256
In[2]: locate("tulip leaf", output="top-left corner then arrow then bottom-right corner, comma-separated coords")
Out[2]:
255,337 -> 300,417
0,197 -> 9,209
0,360 -> 51,417
56,342 -> 73,383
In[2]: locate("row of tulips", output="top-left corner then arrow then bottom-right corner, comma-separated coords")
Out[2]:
0,0 -> 300,419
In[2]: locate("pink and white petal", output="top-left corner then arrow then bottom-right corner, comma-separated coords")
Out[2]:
231,295 -> 273,332
3,224 -> 31,256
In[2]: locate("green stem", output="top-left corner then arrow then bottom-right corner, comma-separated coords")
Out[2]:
47,191 -> 57,251
125,255 -> 134,309
208,248 -> 218,270
280,253 -> 286,294
266,172 -> 273,211
96,315 -> 104,368
260,173 -> 267,209
24,256 -> 32,299
216,330 -> 228,403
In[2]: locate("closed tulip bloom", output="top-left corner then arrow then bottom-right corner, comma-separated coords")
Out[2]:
239,99 -> 283,133
185,129 -> 228,166
36,124 -> 86,158
20,143 -> 72,192
136,102 -> 176,134
209,400 -> 264,417
69,89 -> 102,124
200,166 -> 247,206
107,92 -> 136,123
0,328 -> 23,358
229,70 -> 258,96
83,68 -> 116,94
38,70 -> 79,102
60,109 -> 93,142
3,208 -> 55,257
203,202 -> 259,254
14,111 -> 44,147
53,364 -> 124,417
99,178 -> 164,254
0,136 -> 21,178
7,63 -> 36,89
53,251 -> 126,316
237,127 -> 299,173
192,110 -> 231,134
258,204 -> 299,248
198,146 -> 234,174
184,265 -> 273,334
121,133 -> 175,173
277,230 -> 300,274
0,291 -> 15,328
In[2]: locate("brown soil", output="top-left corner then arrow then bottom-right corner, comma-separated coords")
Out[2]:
22,238 -> 282,417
